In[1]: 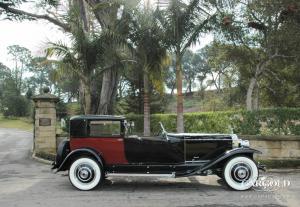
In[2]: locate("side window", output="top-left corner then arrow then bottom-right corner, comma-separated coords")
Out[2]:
89,120 -> 121,137
70,120 -> 86,137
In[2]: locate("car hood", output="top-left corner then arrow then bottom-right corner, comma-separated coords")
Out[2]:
167,133 -> 232,137
166,133 -> 234,140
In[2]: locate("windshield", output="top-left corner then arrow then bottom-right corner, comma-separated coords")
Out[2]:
159,122 -> 167,134
123,121 -> 167,136
123,120 -> 135,135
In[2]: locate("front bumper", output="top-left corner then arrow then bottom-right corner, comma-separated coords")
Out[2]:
257,162 -> 266,172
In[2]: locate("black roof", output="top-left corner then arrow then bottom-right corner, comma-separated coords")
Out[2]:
70,115 -> 126,121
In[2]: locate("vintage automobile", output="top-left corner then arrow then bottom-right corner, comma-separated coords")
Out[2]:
52,115 -> 264,191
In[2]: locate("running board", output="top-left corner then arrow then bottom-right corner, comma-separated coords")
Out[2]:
107,173 -> 176,178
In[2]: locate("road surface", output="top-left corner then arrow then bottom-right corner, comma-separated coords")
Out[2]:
0,128 -> 299,207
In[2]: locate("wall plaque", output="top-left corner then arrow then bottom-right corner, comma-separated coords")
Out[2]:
39,118 -> 51,126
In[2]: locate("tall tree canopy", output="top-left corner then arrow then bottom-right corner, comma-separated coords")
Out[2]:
158,0 -> 215,132
212,0 -> 300,110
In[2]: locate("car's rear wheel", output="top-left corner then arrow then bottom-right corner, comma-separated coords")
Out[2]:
223,156 -> 258,191
69,157 -> 103,191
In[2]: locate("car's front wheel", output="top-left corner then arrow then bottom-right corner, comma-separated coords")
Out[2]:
69,157 -> 103,191
223,156 -> 258,191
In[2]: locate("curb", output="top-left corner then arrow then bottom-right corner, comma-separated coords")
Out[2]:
32,154 -> 53,165
265,168 -> 300,173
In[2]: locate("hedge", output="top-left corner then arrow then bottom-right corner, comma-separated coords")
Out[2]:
126,108 -> 300,135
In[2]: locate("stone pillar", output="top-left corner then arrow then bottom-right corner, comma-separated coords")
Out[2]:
32,88 -> 59,157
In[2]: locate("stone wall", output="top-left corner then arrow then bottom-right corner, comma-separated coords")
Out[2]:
239,135 -> 300,168
34,101 -> 57,155
242,135 -> 300,160
32,90 -> 59,159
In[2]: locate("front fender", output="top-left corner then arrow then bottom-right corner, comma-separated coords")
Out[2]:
54,148 -> 104,173
175,147 -> 261,177
200,147 -> 262,172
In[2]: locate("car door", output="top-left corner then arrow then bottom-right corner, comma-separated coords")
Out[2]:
124,134 -> 184,164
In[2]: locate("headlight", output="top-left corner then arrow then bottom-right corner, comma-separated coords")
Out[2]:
231,134 -> 250,148
231,134 -> 240,148
240,139 -> 250,147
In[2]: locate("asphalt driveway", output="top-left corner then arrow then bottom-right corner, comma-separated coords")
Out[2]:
0,128 -> 299,207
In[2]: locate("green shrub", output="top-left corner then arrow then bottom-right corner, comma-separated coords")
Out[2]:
127,108 -> 300,135
230,111 -> 261,135
66,102 -> 81,116
2,95 -> 31,117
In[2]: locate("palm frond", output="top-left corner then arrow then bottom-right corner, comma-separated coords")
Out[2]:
46,41 -> 73,58
182,14 -> 216,53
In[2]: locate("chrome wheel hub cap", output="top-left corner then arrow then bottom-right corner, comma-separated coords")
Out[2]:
231,163 -> 252,183
237,168 -> 247,179
75,164 -> 95,183
79,169 -> 90,179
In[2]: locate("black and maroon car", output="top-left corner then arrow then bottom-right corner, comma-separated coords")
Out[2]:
52,115 -> 264,191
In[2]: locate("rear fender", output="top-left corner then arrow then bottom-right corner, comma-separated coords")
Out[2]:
54,148 -> 104,172
52,140 -> 70,169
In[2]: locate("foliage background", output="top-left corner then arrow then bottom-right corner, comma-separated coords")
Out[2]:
126,108 -> 300,135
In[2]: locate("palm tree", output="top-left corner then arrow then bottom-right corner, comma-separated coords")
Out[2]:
46,2 -> 129,114
85,0 -> 139,115
46,38 -> 97,114
158,0 -> 215,132
130,9 -> 169,136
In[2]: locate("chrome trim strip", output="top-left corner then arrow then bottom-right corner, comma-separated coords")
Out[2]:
107,173 -> 176,178
167,133 -> 230,136
185,160 -> 210,163
185,139 -> 231,141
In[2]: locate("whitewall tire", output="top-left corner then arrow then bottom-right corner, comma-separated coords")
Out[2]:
223,156 -> 258,191
69,157 -> 102,191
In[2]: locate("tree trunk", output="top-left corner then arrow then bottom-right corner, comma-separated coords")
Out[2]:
218,72 -> 221,93
211,72 -> 221,93
176,53 -> 184,133
79,79 -> 92,114
246,77 -> 257,111
84,0 -> 123,115
84,86 -> 92,115
98,68 -> 119,115
143,71 -> 151,136
253,83 -> 259,110
186,79 -> 192,94
170,86 -> 175,96
90,78 -> 100,114
77,0 -> 89,31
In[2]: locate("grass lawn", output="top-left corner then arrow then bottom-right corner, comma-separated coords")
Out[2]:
0,115 -> 33,131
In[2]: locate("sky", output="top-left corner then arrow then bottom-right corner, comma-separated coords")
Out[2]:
0,20 -> 213,68
0,19 -> 68,68
0,1 -> 215,94
0,0 -> 213,69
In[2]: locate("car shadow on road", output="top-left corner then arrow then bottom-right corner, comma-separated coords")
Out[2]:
94,177 -> 228,192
